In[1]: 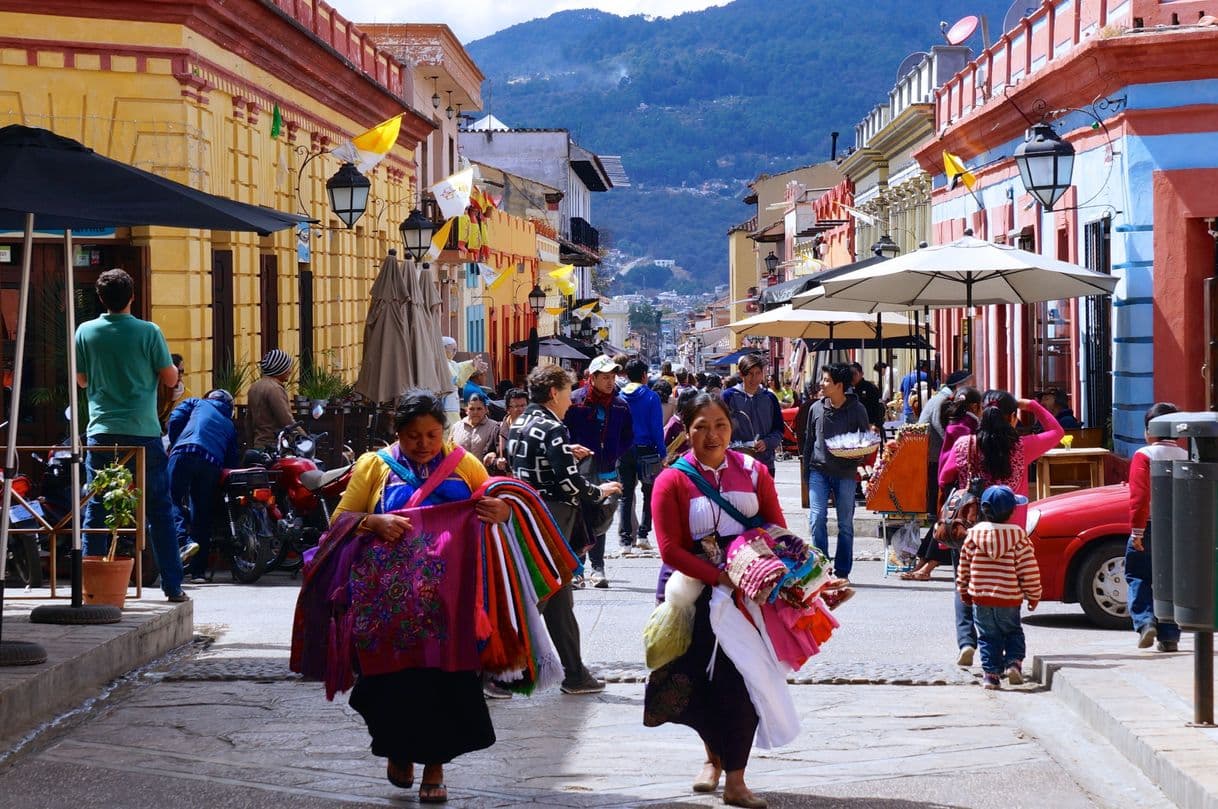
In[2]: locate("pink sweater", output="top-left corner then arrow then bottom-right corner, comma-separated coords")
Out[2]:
939,399 -> 1063,529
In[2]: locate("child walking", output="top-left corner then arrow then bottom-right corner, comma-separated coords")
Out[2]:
957,485 -> 1042,689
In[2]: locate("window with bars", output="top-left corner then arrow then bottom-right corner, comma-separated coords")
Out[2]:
1082,218 -> 1113,434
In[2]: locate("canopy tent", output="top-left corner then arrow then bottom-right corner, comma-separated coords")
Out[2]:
0,124 -> 309,653
710,348 -> 764,368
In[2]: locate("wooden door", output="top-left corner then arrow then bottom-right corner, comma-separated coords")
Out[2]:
211,249 -> 235,376
299,266 -> 314,371
259,253 -> 279,356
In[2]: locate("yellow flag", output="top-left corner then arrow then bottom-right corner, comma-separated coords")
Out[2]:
331,114 -> 403,172
572,301 -> 597,319
547,264 -> 574,280
557,279 -> 575,297
545,306 -> 566,316
486,263 -> 513,291
424,218 -> 455,262
943,151 -> 976,191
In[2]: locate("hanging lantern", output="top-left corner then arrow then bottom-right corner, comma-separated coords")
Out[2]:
1013,122 -> 1075,211
399,208 -> 436,264
325,163 -> 370,229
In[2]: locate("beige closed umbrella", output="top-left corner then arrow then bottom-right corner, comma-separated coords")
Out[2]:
354,252 -> 415,403
407,258 -> 453,396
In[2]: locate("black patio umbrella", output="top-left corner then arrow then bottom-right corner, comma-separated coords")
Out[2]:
0,125 -> 309,662
510,335 -> 597,361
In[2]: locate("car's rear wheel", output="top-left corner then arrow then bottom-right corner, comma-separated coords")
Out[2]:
1076,538 -> 1132,630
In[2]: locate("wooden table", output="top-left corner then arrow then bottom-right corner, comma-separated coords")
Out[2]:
1034,447 -> 1111,500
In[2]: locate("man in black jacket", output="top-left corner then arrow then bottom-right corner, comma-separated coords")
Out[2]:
803,363 -> 873,583
850,362 -> 886,433
508,364 -> 620,695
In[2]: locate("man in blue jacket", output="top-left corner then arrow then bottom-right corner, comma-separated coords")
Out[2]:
617,359 -> 664,555
564,355 -> 633,588
167,389 -> 240,583
722,354 -> 784,476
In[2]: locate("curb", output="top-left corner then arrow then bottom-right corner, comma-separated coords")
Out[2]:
1034,654 -> 1218,809
0,600 -> 193,749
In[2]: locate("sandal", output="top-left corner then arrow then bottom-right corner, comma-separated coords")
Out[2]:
900,570 -> 931,581
386,760 -> 414,789
419,782 -> 448,803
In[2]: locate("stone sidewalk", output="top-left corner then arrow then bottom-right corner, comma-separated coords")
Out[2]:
1032,634 -> 1218,809
0,597 -> 193,752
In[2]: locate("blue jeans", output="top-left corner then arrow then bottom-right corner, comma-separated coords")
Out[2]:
84,434 -> 183,597
168,452 -> 222,578
973,605 -> 1026,674
952,549 -> 978,649
616,447 -> 654,543
808,469 -> 857,579
1126,525 -> 1180,642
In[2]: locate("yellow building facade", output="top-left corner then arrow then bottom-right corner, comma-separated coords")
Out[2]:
0,0 -> 433,417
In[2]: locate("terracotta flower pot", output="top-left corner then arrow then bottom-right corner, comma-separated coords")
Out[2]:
82,555 -> 135,608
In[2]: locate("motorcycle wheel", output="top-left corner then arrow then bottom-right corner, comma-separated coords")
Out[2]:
6,533 -> 43,588
227,509 -> 270,584
266,527 -> 303,574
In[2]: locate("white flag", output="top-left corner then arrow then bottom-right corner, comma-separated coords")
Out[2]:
430,169 -> 474,220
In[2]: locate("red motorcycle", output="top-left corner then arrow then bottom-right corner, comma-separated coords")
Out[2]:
253,424 -> 352,574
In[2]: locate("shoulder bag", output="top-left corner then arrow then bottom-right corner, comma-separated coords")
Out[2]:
932,436 -> 985,550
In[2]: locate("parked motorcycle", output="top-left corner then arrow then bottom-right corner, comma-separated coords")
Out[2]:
203,465 -> 276,583
3,465 -> 42,587
255,424 -> 352,575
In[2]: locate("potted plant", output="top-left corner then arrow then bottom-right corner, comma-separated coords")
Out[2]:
297,364 -> 346,413
82,462 -> 140,608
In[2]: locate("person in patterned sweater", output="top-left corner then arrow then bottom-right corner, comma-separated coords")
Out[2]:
957,485 -> 1042,690
507,364 -> 621,695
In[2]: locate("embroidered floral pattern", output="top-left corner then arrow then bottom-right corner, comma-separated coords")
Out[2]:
643,667 -> 694,726
350,531 -> 447,652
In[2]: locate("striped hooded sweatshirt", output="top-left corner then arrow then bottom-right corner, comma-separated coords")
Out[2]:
957,521 -> 1042,608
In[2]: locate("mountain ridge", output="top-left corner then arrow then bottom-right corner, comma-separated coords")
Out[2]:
466,0 -> 1012,293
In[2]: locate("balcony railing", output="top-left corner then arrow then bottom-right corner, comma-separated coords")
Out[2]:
569,216 -> 599,252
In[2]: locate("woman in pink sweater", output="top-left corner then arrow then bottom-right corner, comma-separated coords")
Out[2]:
938,391 -> 1064,530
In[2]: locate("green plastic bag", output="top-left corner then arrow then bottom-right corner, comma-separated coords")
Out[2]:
643,600 -> 694,669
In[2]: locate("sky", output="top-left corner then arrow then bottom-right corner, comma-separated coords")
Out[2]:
331,0 -> 732,43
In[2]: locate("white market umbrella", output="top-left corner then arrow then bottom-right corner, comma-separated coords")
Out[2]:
819,235 -> 1118,309
730,305 -> 916,341
791,285 -> 914,314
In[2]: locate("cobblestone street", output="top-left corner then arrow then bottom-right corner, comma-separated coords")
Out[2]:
0,461 -> 1177,808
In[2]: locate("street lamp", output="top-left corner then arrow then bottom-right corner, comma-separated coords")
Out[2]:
326,163 -> 370,229
763,251 -> 780,276
526,284 -> 546,316
399,208 -> 436,266
871,234 -> 900,258
1013,121 -> 1075,211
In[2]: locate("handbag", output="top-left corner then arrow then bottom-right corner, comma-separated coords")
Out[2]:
577,456 -> 618,536
637,446 -> 663,485
932,437 -> 985,550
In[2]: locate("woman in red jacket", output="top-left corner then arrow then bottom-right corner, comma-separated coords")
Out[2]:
644,392 -> 784,809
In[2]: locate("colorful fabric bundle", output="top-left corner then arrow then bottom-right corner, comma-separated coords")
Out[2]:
726,532 -> 788,602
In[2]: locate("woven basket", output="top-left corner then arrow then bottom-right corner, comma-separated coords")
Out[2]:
827,442 -> 880,460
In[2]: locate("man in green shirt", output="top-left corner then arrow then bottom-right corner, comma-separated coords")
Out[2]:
76,269 -> 187,602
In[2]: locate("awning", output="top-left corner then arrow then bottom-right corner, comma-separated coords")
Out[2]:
759,275 -> 821,309
710,348 -> 764,368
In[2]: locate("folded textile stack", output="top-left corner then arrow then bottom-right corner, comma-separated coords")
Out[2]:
726,533 -> 789,602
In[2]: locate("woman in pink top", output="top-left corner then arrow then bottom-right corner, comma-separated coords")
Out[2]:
937,389 -> 1062,664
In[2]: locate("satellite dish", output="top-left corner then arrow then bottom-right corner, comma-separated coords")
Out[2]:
943,15 -> 979,45
1002,2 -> 1038,35
895,52 -> 930,83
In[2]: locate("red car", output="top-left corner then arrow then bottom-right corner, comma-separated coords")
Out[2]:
1026,483 -> 1132,629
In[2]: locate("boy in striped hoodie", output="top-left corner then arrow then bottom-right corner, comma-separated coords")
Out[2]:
957,485 -> 1042,690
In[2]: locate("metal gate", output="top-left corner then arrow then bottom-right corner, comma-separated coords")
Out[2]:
1082,218 -> 1113,439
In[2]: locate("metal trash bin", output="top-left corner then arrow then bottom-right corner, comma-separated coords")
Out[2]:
1171,461 -> 1218,632
1150,458 -> 1176,622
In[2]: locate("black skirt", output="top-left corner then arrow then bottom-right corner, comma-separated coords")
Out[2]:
349,668 -> 495,765
643,587 -> 759,771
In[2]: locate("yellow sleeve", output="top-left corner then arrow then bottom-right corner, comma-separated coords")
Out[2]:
331,452 -> 388,523
454,447 -> 490,492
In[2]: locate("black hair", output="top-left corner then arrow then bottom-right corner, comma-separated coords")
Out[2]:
695,372 -> 707,387
1145,401 -> 1179,429
977,390 -> 1019,480
678,391 -> 732,431
505,387 -> 529,406
703,373 -> 722,390
652,379 -> 673,402
661,361 -> 672,375
394,388 -> 447,431
527,364 -> 573,404
738,354 -> 766,375
940,385 -> 982,433
172,353 -> 184,366
96,268 -> 134,312
625,359 -> 648,383
849,362 -> 864,374
980,499 -> 1015,523
820,362 -> 853,387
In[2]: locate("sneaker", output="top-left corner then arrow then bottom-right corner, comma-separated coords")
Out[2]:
1006,664 -> 1024,685
482,681 -> 513,700
189,576 -> 208,585
572,574 -> 586,589
167,591 -> 190,603
1157,640 -> 1179,653
1137,625 -> 1157,649
619,544 -> 637,558
635,537 -> 653,552
179,541 -> 200,563
560,672 -> 605,695
590,569 -> 609,589
956,645 -> 976,667
983,673 -> 1001,690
